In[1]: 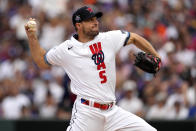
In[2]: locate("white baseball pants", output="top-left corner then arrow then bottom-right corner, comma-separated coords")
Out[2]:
66,97 -> 157,131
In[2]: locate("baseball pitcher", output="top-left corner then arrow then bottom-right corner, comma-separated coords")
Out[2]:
25,6 -> 161,131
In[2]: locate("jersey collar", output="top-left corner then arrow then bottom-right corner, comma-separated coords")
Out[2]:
71,33 -> 99,46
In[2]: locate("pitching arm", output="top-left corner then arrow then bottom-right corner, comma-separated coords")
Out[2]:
25,18 -> 50,69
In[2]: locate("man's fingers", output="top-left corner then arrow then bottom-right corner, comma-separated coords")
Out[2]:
24,24 -> 29,30
25,27 -> 36,32
29,18 -> 36,23
27,28 -> 36,32
29,18 -> 35,21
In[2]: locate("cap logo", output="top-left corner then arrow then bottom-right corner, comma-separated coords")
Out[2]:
87,7 -> 93,13
75,15 -> 81,21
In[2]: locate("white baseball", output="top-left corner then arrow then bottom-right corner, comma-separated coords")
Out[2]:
27,20 -> 36,28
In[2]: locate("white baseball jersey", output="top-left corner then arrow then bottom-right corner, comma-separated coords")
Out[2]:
44,30 -> 130,103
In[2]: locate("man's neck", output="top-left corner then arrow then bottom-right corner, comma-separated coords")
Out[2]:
77,33 -> 95,43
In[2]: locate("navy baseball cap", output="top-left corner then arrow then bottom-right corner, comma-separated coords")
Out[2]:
72,6 -> 103,26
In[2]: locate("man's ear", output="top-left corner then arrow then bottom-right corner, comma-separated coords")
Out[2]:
75,23 -> 81,30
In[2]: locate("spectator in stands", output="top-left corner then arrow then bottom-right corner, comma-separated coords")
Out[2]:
146,92 -> 170,119
168,100 -> 189,119
39,91 -> 57,118
40,16 -> 65,50
1,83 -> 30,119
118,80 -> 144,117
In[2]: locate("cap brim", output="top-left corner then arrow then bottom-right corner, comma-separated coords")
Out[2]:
95,12 -> 103,18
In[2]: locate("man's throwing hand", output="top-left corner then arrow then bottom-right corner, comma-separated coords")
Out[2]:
25,18 -> 37,36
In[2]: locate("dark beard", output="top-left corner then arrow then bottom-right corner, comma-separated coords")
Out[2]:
83,27 -> 99,39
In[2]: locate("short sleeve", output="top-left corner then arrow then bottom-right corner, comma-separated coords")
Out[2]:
44,45 -> 64,66
106,30 -> 130,53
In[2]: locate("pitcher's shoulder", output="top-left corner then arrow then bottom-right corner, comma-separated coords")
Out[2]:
97,31 -> 110,39
98,30 -> 122,37
51,40 -> 71,53
57,40 -> 69,47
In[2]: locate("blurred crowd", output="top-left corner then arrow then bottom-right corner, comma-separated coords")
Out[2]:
0,0 -> 196,120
